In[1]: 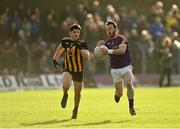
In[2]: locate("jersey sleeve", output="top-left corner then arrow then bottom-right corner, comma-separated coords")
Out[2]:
61,40 -> 65,48
81,42 -> 88,50
121,36 -> 128,44
61,37 -> 71,48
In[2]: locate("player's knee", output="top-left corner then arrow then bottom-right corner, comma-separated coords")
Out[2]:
63,79 -> 71,87
62,84 -> 70,90
75,92 -> 81,97
63,82 -> 70,87
74,88 -> 82,96
125,78 -> 133,86
62,72 -> 72,85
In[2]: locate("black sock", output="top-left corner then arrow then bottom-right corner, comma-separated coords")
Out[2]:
129,99 -> 134,108
74,105 -> 78,110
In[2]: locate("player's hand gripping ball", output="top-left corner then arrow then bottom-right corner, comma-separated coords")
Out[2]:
94,45 -> 108,58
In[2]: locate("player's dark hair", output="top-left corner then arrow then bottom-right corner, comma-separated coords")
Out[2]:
69,24 -> 81,31
105,20 -> 117,28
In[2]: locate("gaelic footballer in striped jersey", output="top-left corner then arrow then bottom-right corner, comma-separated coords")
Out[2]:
53,24 -> 90,119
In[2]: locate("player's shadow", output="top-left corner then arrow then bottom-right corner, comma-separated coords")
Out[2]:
64,119 -> 132,127
113,119 -> 132,124
64,120 -> 111,127
21,119 -> 71,126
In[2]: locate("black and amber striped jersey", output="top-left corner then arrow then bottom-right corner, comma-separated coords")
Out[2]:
61,37 -> 88,72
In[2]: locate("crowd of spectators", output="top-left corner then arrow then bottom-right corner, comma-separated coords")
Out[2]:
0,0 -> 180,76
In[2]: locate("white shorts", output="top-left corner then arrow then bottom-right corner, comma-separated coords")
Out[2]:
111,65 -> 133,83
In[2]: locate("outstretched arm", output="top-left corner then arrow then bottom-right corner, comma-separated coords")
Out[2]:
53,44 -> 64,60
53,44 -> 64,69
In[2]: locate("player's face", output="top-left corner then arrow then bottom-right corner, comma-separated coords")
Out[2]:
106,24 -> 116,38
69,29 -> 80,41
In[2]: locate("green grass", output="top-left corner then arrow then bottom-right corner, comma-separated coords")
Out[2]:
0,87 -> 180,128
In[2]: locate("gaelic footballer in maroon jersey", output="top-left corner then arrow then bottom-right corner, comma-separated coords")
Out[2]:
96,20 -> 136,116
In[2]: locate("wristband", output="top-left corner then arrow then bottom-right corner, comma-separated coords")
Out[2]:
108,49 -> 113,54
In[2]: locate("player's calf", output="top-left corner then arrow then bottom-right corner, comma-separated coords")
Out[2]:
71,106 -> 78,119
114,81 -> 123,103
61,93 -> 68,108
128,99 -> 136,116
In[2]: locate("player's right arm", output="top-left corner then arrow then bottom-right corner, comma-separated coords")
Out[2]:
53,44 -> 64,60
53,44 -> 64,69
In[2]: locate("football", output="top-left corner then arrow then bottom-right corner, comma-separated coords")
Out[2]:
94,45 -> 108,58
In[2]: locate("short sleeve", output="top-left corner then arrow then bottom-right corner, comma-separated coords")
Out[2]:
81,42 -> 88,50
61,40 -> 65,48
122,36 -> 128,44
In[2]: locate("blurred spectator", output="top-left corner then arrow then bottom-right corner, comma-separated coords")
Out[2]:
13,11 -> 22,34
137,15 -> 149,34
1,40 -> 13,70
149,1 -> 164,23
94,14 -> 105,39
17,3 -> 26,19
75,3 -> 87,25
119,6 -> 129,33
43,11 -> 58,42
171,32 -> 180,73
128,29 -> 141,73
83,13 -> 98,51
159,36 -> 173,87
128,9 -> 139,30
89,0 -> 101,16
30,13 -> 41,41
166,4 -> 180,34
39,54 -> 52,74
31,36 -> 47,73
150,16 -> 165,49
21,17 -> 31,38
63,5 -> 73,20
140,30 -> 154,73
105,4 -> 120,23
0,8 -> 10,41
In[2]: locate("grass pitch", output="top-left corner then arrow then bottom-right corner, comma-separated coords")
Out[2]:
0,87 -> 180,128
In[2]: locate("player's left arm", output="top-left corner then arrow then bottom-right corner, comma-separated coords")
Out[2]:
81,49 -> 90,60
111,43 -> 127,55
111,36 -> 128,55
79,41 -> 90,60
100,39 -> 127,55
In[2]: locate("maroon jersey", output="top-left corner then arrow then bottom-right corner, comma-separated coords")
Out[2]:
105,35 -> 132,69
